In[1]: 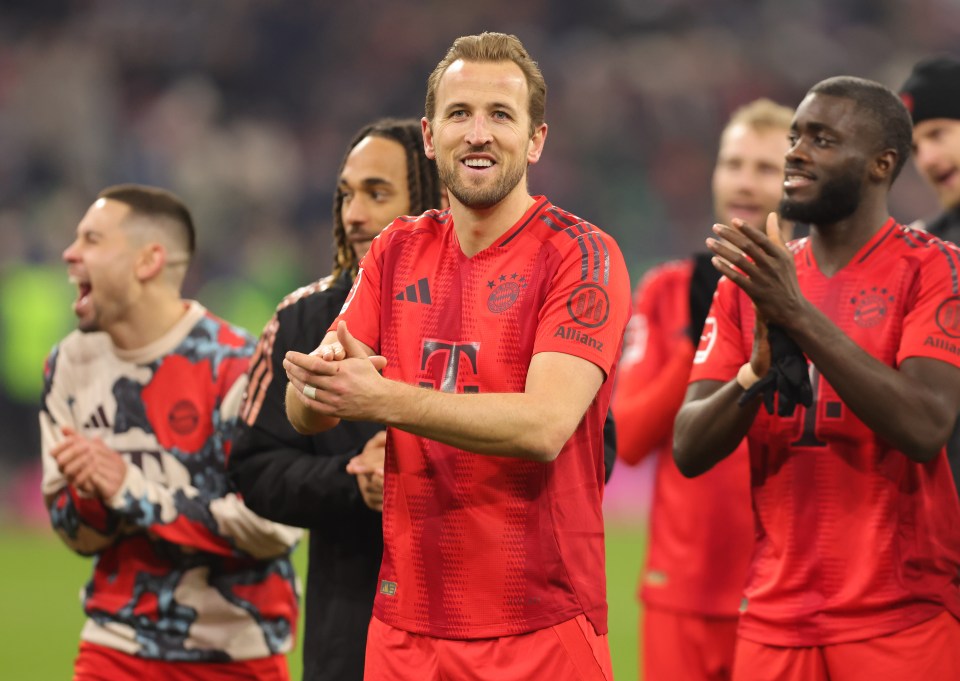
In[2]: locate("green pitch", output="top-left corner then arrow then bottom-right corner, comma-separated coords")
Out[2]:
0,522 -> 645,679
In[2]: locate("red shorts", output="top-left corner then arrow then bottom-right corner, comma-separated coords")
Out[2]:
642,605 -> 739,681
733,611 -> 960,681
364,614 -> 613,681
73,641 -> 289,681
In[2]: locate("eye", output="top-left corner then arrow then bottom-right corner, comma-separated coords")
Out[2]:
450,110 -> 468,119
340,190 -> 354,203
492,110 -> 511,121
370,190 -> 390,202
814,135 -> 832,147
788,133 -> 799,146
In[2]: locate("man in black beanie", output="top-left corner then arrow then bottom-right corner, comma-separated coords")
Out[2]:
900,55 -> 960,493
900,55 -> 960,244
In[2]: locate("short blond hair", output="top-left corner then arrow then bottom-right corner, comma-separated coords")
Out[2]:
425,32 -> 546,135
724,97 -> 794,137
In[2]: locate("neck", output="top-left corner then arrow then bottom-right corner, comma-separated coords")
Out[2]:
450,188 -> 536,257
108,291 -> 188,351
809,196 -> 890,277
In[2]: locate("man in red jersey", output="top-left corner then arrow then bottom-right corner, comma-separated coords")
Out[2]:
674,76 -> 960,681
899,55 -> 960,493
613,98 -> 794,681
40,185 -> 300,681
283,32 -> 631,681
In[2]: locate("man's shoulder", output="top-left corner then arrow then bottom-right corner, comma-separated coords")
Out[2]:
188,304 -> 255,355
53,329 -> 112,367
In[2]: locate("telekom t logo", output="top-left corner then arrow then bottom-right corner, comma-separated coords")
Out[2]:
419,340 -> 481,393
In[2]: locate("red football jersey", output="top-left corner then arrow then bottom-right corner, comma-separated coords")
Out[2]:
690,220 -> 960,646
334,197 -> 631,639
615,260 -> 753,617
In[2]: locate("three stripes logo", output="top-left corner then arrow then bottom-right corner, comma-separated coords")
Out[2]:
83,405 -> 111,430
396,278 -> 432,305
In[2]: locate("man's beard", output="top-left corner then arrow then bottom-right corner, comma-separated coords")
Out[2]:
438,155 -> 526,210
780,166 -> 863,225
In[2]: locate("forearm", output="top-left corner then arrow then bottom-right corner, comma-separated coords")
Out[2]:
613,345 -> 694,465
673,379 -> 761,477
46,486 -> 123,555
286,381 -> 340,434
379,380 -> 577,462
107,464 -> 300,559
786,304 -> 954,460
229,431 -> 365,528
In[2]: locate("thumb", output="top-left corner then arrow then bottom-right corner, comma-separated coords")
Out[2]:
368,355 -> 388,372
336,321 -> 368,359
766,212 -> 786,250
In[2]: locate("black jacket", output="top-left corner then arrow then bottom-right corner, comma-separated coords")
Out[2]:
229,270 -> 382,681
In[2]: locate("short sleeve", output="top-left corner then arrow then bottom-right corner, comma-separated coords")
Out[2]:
898,243 -> 960,368
533,230 -> 632,376
333,232 -> 386,353
689,276 -> 749,383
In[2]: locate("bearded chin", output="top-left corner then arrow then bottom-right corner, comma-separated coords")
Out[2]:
780,175 -> 862,225
439,160 -> 525,210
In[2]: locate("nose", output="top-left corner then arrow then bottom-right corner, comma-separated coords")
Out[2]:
63,237 -> 80,264
913,140 -> 938,175
465,115 -> 492,147
342,195 -> 368,227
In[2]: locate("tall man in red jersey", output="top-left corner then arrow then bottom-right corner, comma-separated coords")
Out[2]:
283,32 -> 631,681
674,76 -> 960,681
613,98 -> 794,681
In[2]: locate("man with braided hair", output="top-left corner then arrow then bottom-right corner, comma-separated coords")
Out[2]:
229,118 -> 444,681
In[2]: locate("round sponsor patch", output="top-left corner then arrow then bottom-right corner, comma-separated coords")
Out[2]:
169,399 -> 200,435
936,296 -> 960,338
566,284 -> 609,328
487,281 -> 520,313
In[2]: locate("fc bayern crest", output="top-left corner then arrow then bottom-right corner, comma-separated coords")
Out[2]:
850,288 -> 894,328
486,272 -> 526,313
936,295 -> 960,338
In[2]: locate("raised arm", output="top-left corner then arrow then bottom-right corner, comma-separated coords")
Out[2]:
707,214 -> 960,462
284,323 -> 604,462
230,293 -> 384,527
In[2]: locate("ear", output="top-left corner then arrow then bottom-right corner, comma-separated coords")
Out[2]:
422,117 -> 436,160
871,148 -> 897,184
135,243 -> 167,282
527,123 -> 548,165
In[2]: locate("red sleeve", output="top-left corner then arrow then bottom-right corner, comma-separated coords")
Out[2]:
612,262 -> 695,465
533,230 -> 632,375
332,227 -> 387,352
689,276 -> 750,383
898,243 -> 960,368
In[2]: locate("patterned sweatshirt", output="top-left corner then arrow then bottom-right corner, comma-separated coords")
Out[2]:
39,301 -> 301,662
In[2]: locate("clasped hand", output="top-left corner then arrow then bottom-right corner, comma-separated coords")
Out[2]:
50,426 -> 127,499
706,212 -> 804,328
283,321 -> 388,421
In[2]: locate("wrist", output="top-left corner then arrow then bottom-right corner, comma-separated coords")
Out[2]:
736,362 -> 761,391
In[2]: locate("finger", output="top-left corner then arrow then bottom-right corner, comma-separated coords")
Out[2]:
765,212 -> 786,250
710,255 -> 753,293
336,321 -> 370,359
311,342 -> 345,362
706,238 -> 761,281
713,222 -> 774,264
368,355 -> 388,372
285,352 -> 339,376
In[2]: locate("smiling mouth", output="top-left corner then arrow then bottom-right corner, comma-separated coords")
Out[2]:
463,158 -> 495,169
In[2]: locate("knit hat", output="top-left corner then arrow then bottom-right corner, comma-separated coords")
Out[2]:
899,56 -> 960,125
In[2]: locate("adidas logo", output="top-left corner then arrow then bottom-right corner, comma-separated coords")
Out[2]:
395,278 -> 432,304
83,405 -> 111,429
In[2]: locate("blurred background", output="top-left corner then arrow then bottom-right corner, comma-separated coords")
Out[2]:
1,0 -> 957,677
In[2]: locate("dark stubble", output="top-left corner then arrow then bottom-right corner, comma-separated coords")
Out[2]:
780,161 -> 865,226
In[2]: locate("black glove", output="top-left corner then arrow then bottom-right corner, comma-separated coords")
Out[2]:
738,325 -> 813,416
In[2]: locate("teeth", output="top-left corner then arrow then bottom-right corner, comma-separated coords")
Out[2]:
464,159 -> 493,168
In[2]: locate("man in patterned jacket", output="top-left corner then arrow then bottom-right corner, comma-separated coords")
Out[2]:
40,184 -> 301,681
